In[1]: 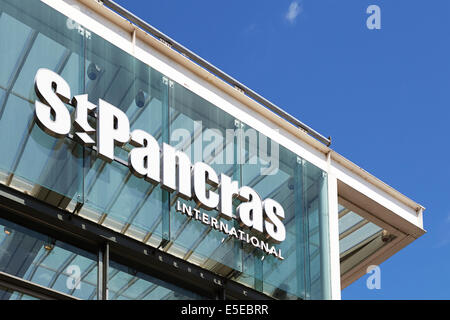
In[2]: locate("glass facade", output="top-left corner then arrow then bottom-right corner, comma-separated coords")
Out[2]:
0,217 -> 97,299
0,285 -> 39,300
0,0 -> 331,299
108,260 -> 202,300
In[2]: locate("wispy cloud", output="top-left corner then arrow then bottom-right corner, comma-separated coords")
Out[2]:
285,1 -> 302,24
243,23 -> 257,34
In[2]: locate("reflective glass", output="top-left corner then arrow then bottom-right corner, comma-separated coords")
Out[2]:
0,13 -> 32,89
0,0 -> 333,300
338,206 -> 391,275
340,221 -> 383,255
0,0 -> 84,211
108,260 -> 202,300
167,81 -> 243,273
237,123 -> 330,300
339,211 -> 365,235
79,28 -> 169,244
0,217 -> 97,299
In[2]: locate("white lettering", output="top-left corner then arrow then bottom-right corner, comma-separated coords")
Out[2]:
97,99 -> 130,162
263,199 -> 286,243
192,162 -> 219,210
237,186 -> 264,234
33,69 -> 287,250
34,68 -> 71,138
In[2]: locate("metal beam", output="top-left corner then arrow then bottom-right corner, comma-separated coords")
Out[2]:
97,241 -> 109,300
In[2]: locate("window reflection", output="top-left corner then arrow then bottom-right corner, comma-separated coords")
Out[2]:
0,218 -> 97,300
0,285 -> 39,300
108,260 -> 202,300
0,1 -> 84,211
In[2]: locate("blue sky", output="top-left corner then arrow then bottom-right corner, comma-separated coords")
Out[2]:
114,0 -> 450,299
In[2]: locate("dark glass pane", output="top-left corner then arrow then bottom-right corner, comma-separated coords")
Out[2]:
108,260 -> 202,300
0,285 -> 39,300
0,217 -> 97,299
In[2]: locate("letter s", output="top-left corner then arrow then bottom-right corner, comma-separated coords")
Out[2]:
263,199 -> 286,243
236,186 -> 264,234
34,68 -> 71,138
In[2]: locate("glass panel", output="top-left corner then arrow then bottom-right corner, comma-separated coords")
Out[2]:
79,28 -> 169,245
0,0 -> 84,211
12,33 -> 67,99
0,12 -> 32,89
108,260 -> 202,300
0,0 -> 333,300
0,217 -> 98,299
236,122 -> 330,300
166,81 -> 243,273
339,211 -> 364,234
340,221 -> 383,255
338,204 -> 398,276
239,131 -> 295,298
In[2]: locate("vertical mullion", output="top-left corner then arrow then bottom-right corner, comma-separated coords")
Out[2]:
295,157 -> 307,299
254,251 -> 263,292
80,26 -> 86,206
303,162 -> 312,298
318,172 -> 331,299
160,77 -> 170,246
97,242 -> 109,300
216,287 -> 226,300
234,120 -> 243,272
97,245 -> 102,300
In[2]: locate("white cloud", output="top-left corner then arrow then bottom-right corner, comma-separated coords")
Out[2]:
285,1 -> 302,24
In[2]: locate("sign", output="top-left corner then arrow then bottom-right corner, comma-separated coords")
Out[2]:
34,68 -> 286,260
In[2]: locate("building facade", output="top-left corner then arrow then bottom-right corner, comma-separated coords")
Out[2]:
0,0 -> 425,300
